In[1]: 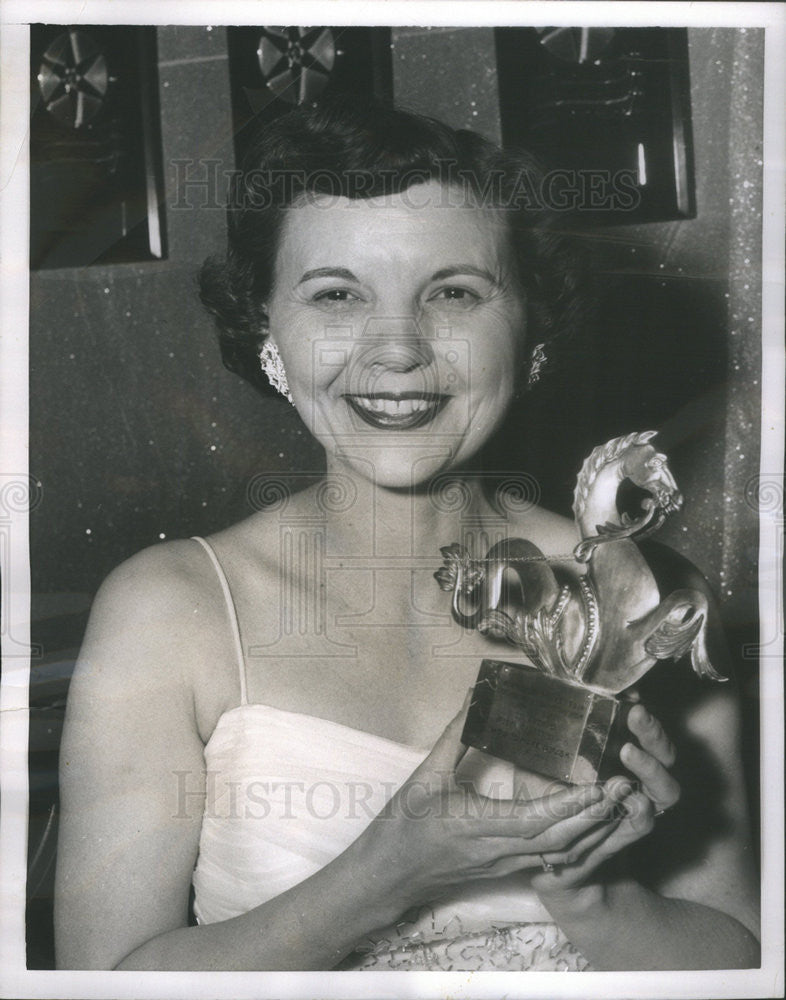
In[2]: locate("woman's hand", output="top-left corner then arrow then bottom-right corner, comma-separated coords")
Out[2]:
348,693 -> 626,915
531,702 -> 680,897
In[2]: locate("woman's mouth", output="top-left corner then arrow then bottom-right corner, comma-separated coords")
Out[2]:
343,393 -> 450,430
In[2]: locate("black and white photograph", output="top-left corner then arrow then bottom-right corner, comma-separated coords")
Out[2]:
1,2 -> 783,998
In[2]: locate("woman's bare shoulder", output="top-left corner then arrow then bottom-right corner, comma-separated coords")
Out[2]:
74,538 -> 252,739
80,538 -> 247,695
91,538 -> 217,623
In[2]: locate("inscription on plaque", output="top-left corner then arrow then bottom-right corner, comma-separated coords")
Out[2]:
462,660 -> 630,783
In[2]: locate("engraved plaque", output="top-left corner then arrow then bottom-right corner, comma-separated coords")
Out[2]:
462,660 -> 632,784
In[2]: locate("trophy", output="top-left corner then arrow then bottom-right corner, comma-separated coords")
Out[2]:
435,431 -> 726,784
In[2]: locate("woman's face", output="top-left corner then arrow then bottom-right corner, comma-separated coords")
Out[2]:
266,180 -> 527,488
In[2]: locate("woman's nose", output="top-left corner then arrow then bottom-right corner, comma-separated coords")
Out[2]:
344,316 -> 439,397
352,316 -> 436,374
350,318 -> 436,391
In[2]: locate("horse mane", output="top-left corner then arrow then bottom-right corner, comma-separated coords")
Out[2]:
572,430 -> 658,519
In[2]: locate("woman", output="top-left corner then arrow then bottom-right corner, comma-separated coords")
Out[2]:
54,97 -> 759,972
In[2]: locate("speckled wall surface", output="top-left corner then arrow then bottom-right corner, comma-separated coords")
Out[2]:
29,26 -> 322,647
594,29 -> 764,644
392,26 -> 501,138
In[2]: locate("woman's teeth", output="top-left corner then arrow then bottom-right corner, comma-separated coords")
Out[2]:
353,397 -> 431,415
344,394 -> 448,429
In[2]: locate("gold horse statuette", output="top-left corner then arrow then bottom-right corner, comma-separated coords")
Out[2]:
435,431 -> 725,696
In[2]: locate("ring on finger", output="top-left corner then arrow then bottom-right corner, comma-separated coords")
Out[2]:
539,854 -> 557,873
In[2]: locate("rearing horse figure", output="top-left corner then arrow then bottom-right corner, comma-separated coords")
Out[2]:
572,430 -> 682,562
435,431 -> 725,695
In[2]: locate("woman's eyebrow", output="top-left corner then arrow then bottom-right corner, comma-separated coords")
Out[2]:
298,267 -> 359,285
430,265 -> 499,284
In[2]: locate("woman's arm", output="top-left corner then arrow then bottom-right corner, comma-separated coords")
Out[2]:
534,876 -> 760,971
55,545 -> 209,969
55,543 -> 623,971
57,543 -> 422,970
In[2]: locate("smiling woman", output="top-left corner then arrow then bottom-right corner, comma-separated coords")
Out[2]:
54,95 -> 759,973
264,183 -> 525,484
198,98 -> 580,487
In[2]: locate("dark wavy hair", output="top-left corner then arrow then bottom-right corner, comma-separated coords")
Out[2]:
198,94 -> 588,395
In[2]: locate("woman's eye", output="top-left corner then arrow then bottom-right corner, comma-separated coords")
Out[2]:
430,286 -> 481,307
312,288 -> 358,304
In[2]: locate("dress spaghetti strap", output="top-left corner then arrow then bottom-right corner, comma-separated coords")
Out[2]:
191,536 -> 248,705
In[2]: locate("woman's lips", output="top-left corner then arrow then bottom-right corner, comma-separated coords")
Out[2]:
343,393 -> 450,430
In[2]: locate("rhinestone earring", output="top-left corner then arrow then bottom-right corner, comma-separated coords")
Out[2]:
527,343 -> 547,388
259,340 -> 294,404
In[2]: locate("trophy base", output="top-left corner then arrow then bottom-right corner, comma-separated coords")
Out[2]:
462,659 -> 632,784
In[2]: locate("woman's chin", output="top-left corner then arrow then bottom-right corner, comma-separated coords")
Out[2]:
324,442 -> 464,492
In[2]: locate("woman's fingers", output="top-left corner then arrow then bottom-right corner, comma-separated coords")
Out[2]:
575,790 -> 656,865
463,782 -> 604,839
524,789 -> 624,855
513,710 -> 679,890
619,704 -> 680,812
400,697 -> 677,887
475,793 -> 625,876
627,703 -> 676,767
537,809 -> 625,869
462,786 -> 615,864
532,789 -> 654,889
619,742 -> 680,812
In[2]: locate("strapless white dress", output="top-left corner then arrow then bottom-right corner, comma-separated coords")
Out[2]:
191,702 -> 588,971
189,537 -> 589,971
